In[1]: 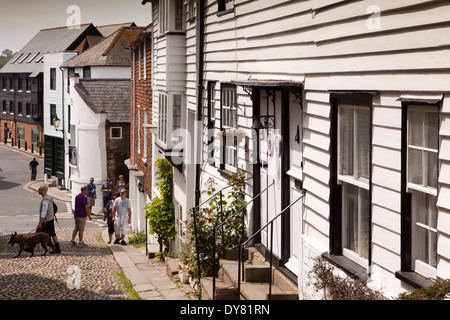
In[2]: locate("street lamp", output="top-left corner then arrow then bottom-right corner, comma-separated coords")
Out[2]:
52,115 -> 63,132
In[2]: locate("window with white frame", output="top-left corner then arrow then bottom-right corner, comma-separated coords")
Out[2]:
172,94 -> 182,144
159,0 -> 183,35
338,104 -> 371,264
137,106 -> 141,154
143,109 -> 148,160
221,85 -> 237,171
185,0 -> 196,22
110,127 -> 122,139
158,93 -> 168,145
408,105 -> 438,276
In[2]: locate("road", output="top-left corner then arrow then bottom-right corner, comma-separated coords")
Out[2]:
0,145 -> 105,233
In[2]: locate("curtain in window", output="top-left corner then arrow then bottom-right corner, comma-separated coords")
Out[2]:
343,183 -> 370,259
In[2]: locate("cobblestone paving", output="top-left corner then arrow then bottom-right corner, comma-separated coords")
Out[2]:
0,228 -> 127,300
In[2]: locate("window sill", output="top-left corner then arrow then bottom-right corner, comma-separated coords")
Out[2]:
217,8 -> 234,16
322,252 -> 368,281
395,271 -> 435,289
156,31 -> 186,40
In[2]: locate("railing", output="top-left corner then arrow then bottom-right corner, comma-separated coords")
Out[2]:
211,180 -> 275,300
235,190 -> 306,300
190,175 -> 253,284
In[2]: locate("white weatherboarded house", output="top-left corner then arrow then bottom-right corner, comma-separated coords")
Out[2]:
142,0 -> 450,299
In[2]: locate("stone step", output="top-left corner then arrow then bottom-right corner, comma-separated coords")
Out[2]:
200,277 -> 239,300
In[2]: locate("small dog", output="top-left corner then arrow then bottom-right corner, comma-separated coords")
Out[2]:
8,232 -> 54,258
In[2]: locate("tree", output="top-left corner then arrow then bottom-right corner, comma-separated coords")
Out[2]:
144,157 -> 176,259
2,49 -> 13,58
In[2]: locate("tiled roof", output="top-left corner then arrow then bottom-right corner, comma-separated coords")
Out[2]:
61,26 -> 146,68
74,78 -> 130,123
0,24 -> 100,74
96,22 -> 136,37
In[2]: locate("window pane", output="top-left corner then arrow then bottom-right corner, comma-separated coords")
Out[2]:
416,191 -> 428,226
416,225 -> 428,264
356,108 -> 370,180
425,111 -> 439,150
429,194 -> 438,229
409,110 -> 423,147
408,148 -> 423,185
343,183 -> 358,253
430,231 -> 437,268
426,151 -> 438,189
360,187 -> 370,259
339,107 -> 354,176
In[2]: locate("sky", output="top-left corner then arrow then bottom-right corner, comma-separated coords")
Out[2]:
0,0 -> 152,53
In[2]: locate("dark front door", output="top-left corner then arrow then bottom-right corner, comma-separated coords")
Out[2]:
44,135 -> 64,179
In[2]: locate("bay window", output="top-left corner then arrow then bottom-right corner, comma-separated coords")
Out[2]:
159,0 -> 183,36
157,92 -> 184,151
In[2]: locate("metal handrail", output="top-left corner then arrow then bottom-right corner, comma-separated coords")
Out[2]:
235,190 -> 306,300
211,180 -> 275,300
189,175 -> 253,286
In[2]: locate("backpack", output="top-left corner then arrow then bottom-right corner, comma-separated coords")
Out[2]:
45,199 -> 58,220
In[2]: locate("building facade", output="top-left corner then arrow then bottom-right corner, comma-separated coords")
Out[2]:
0,24 -> 102,180
127,26 -> 154,233
62,26 -> 145,213
140,0 -> 450,299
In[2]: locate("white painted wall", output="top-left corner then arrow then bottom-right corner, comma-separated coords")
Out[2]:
69,76 -> 107,213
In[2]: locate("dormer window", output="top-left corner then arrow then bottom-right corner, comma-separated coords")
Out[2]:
18,53 -> 30,64
27,52 -> 40,63
10,53 -> 23,64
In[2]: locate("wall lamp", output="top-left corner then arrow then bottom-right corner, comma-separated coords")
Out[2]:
52,115 -> 64,132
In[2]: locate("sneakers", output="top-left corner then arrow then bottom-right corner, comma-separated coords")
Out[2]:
71,239 -> 85,246
113,238 -> 126,245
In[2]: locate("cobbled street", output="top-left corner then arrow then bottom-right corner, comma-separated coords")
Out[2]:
0,227 -> 127,300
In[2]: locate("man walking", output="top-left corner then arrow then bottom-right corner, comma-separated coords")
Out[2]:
37,185 -> 61,254
112,189 -> 132,245
29,158 -> 39,181
71,186 -> 92,245
100,178 -> 114,209
87,177 -> 97,214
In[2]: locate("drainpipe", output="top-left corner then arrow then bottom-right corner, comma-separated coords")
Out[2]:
194,0 -> 205,207
60,67 -> 66,189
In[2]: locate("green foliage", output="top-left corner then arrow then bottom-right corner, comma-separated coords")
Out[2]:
128,230 -> 146,246
186,171 -> 248,278
397,279 -> 450,300
144,157 -> 176,259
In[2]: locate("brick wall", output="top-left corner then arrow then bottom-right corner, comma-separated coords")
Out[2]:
105,122 -> 131,185
131,34 -> 153,194
1,118 -> 44,151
